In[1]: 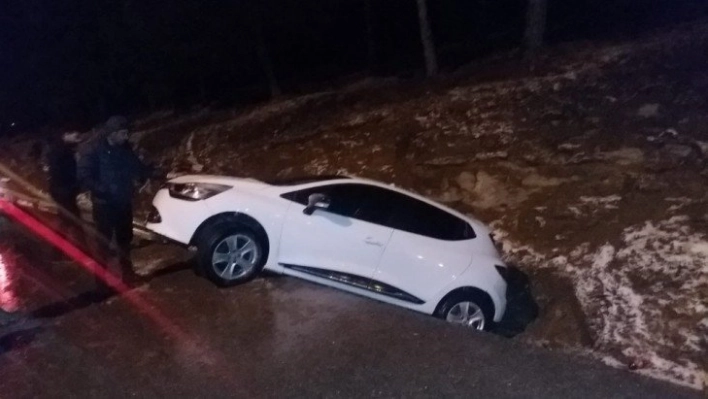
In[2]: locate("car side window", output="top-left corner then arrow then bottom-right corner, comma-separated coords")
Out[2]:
283,183 -> 475,240
386,192 -> 475,241
353,186 -> 396,225
281,184 -> 364,218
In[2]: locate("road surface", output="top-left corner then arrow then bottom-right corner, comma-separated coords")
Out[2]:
0,253 -> 702,399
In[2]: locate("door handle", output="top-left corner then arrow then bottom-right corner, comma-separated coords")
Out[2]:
364,238 -> 384,247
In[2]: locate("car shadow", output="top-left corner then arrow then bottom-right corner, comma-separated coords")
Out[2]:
148,260 -> 193,278
0,326 -> 43,354
29,261 -> 194,321
491,265 -> 540,338
30,291 -> 106,319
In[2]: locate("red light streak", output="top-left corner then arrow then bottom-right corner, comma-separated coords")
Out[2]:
0,164 -> 253,394
0,246 -> 20,311
0,199 -> 212,360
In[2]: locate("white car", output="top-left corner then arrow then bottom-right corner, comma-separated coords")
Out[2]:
146,175 -> 509,330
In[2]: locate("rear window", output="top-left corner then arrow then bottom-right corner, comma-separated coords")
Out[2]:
386,194 -> 475,241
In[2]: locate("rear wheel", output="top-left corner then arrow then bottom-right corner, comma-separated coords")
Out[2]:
435,290 -> 494,331
196,224 -> 266,287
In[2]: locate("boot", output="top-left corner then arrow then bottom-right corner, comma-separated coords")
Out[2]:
120,259 -> 145,287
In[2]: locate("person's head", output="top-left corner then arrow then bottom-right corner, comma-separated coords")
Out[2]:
104,115 -> 130,146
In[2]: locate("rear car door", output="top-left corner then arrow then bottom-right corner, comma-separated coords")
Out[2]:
372,192 -> 477,304
278,183 -> 394,281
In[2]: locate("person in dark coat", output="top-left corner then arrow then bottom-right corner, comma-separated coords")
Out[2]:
78,116 -> 153,283
47,131 -> 82,229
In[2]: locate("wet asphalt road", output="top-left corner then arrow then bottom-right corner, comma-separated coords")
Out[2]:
0,263 -> 703,399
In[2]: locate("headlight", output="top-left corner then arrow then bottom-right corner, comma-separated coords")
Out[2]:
167,183 -> 231,201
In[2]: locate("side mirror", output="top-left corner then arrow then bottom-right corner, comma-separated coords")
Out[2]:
303,193 -> 330,215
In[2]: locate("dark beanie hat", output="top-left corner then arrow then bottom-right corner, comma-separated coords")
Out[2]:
104,115 -> 130,133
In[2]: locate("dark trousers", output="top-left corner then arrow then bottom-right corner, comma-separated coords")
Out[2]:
92,201 -> 136,279
50,189 -> 80,223
50,189 -> 85,247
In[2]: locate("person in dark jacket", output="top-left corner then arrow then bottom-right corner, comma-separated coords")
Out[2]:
47,131 -> 82,229
78,116 -> 153,283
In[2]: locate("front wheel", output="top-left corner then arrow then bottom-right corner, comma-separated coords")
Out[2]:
196,224 -> 266,287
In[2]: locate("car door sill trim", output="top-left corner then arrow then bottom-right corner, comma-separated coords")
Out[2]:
281,264 -> 425,305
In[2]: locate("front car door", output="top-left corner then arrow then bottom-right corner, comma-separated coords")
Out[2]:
278,183 -> 394,282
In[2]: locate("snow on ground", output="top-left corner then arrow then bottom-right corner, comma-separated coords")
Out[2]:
579,195 -> 622,209
498,216 -> 708,390
665,197 -> 697,212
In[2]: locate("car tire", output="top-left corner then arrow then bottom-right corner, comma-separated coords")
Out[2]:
435,290 -> 494,331
196,224 -> 267,287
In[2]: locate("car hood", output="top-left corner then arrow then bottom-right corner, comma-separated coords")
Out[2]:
168,175 -> 270,191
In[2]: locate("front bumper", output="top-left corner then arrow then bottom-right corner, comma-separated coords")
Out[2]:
145,189 -> 213,245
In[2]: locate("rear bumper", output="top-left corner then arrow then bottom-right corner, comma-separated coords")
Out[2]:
490,266 -> 539,336
490,281 -> 508,322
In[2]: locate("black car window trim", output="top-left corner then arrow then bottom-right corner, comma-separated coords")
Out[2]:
280,183 -> 365,219
281,183 -> 476,240
379,189 -> 476,241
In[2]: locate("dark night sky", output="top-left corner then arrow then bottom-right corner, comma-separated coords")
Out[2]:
1,0 -> 707,131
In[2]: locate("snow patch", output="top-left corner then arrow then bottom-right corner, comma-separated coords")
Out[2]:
339,140 -> 363,149
568,218 -> 708,390
496,215 -> 707,390
304,158 -> 330,175
637,103 -> 660,118
665,197 -> 695,212
568,206 -> 582,217
580,195 -> 622,209
558,143 -> 582,151
474,151 -> 508,160
491,225 -> 547,266
185,132 -> 204,173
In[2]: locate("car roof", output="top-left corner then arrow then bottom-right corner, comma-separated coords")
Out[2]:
263,175 -> 351,186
